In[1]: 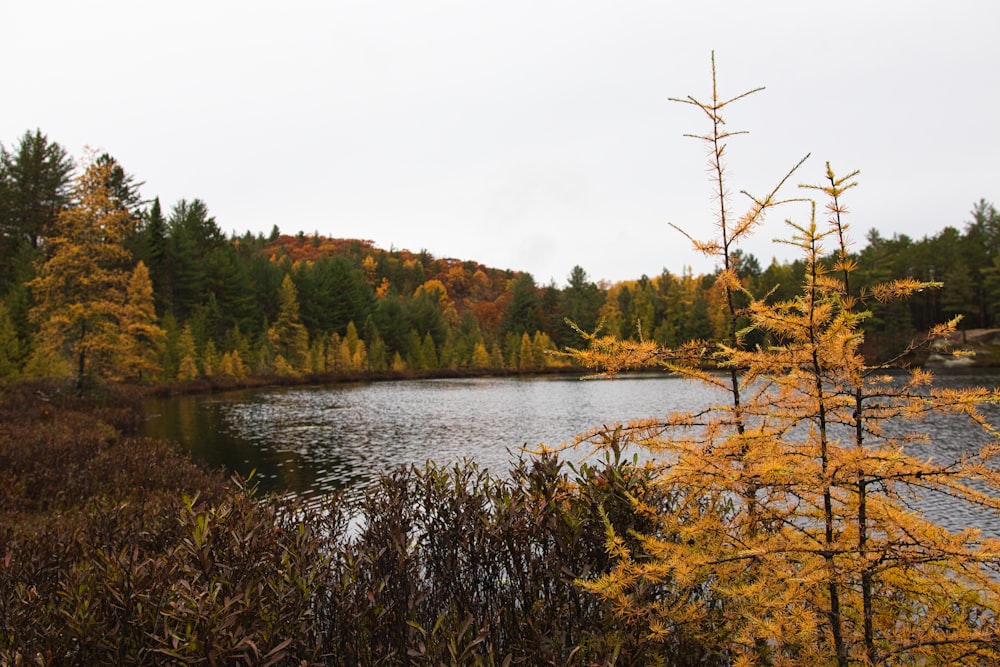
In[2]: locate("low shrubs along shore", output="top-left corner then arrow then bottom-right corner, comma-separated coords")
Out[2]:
1,380 -> 702,666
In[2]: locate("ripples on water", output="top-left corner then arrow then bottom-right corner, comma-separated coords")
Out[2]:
186,375 -> 725,496
144,371 -> 1000,537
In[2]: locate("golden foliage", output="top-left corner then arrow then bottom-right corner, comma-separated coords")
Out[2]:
267,273 -> 310,373
565,56 -> 1000,665
27,157 -> 148,387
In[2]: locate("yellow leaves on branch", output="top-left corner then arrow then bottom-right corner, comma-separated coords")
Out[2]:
564,57 -> 1000,664
869,277 -> 942,304
560,320 -> 663,376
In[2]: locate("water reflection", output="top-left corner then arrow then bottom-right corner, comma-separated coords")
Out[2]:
144,371 -> 1000,535
144,375 -> 716,498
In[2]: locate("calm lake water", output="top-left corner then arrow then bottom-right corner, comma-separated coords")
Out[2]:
143,370 -> 1000,536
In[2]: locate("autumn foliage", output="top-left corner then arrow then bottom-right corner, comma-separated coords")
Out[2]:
26,158 -> 164,389
565,55 -> 1000,665
2,55 -> 1000,666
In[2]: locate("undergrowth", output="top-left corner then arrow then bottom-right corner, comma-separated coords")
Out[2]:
0,381 -> 705,666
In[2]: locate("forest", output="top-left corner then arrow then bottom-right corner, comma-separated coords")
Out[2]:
2,128 -> 1000,388
5,52 -> 1000,664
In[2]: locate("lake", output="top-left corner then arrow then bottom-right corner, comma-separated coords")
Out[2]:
143,370 -> 1000,536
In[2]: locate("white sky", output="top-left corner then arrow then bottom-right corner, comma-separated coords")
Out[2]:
4,1 -> 998,286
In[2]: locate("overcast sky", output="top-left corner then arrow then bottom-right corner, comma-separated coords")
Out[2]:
4,1 -> 998,286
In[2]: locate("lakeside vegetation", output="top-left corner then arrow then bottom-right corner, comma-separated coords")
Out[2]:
1,129 -> 999,388
4,54 -> 1000,665
2,380 -> 682,664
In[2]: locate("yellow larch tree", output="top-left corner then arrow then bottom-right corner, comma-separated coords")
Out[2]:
267,273 -> 310,373
567,55 -> 1000,665
27,156 -> 141,391
116,260 -> 166,381
176,323 -> 199,380
471,342 -> 491,369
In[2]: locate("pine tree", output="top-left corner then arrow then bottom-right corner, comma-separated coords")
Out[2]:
145,197 -> 169,313
554,265 -> 604,348
0,129 -> 74,247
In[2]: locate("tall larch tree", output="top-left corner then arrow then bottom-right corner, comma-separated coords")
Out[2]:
117,261 -> 166,381
267,273 -> 310,372
567,56 -> 1000,665
27,156 -> 139,391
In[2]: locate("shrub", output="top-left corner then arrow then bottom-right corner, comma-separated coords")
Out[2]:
1,381 -> 713,665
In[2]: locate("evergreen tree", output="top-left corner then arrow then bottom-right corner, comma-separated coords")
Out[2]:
501,273 -> 542,339
144,197 -> 169,313
293,256 -> 375,335
0,129 -> 74,290
246,253 -> 284,335
95,153 -> 144,213
204,244 -> 258,341
164,220 -> 201,318
163,200 -> 211,318
376,291 -> 409,357
940,263 -> 978,328
555,265 -> 604,347
405,283 -> 447,347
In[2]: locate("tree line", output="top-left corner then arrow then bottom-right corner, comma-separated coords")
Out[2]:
1,127 -> 998,386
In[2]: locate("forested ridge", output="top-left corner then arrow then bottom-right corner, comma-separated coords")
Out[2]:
1,127 -> 999,387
